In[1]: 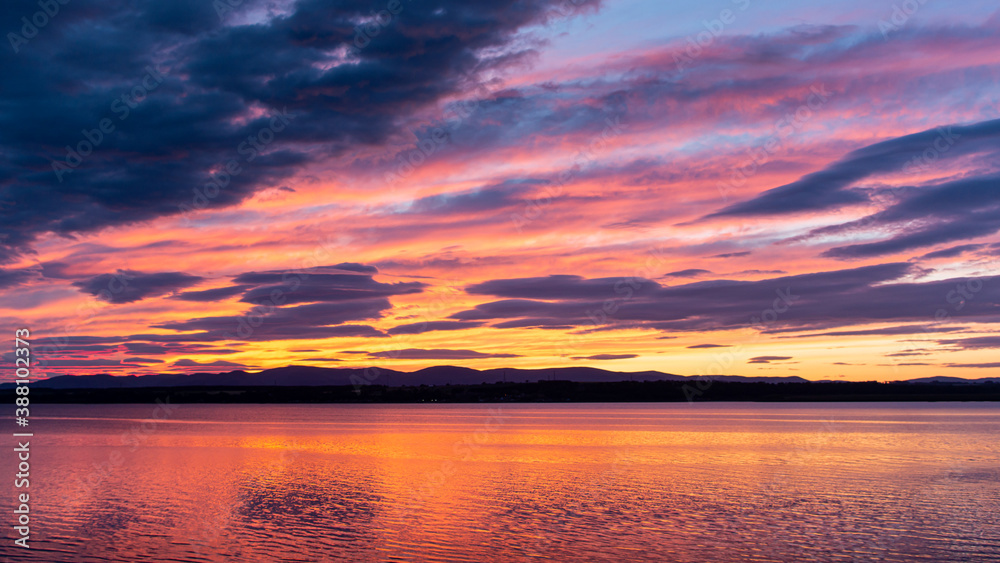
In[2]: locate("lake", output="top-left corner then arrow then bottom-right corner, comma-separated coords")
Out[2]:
2,402 -> 998,562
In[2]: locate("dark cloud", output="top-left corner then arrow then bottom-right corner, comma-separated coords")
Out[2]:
239,275 -> 424,305
696,114 -> 1000,258
230,264 -> 379,284
944,362 -> 1000,369
788,325 -> 967,338
367,348 -> 520,359
35,344 -> 119,354
39,261 -> 77,279
451,264 -> 1000,333
155,299 -> 392,340
570,354 -> 638,360
32,358 -> 158,368
0,0 -> 597,261
748,356 -> 793,364
821,174 -> 1000,258
34,336 -> 127,346
396,180 -> 541,216
24,337 -> 244,372
491,318 -> 578,330
72,270 -> 203,303
56,264 -> 408,350
173,285 -> 249,302
664,269 -> 711,278
171,359 -> 247,368
937,336 -> 1000,350
234,264 -> 425,305
712,252 -> 751,258
121,342 -> 241,355
0,267 -> 36,289
122,357 -> 162,364
708,118 -> 1000,218
922,244 -> 987,259
327,263 -> 379,274
386,320 -> 483,335
687,344 -> 730,349
466,274 -> 662,300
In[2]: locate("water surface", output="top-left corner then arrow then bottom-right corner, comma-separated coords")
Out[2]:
2,402 -> 998,562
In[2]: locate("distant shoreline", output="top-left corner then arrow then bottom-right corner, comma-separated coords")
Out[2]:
6,380 -> 999,404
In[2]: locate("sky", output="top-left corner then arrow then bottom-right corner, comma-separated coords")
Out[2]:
1,0 -> 999,382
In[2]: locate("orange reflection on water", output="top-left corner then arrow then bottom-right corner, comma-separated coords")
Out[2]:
5,403 -> 1000,562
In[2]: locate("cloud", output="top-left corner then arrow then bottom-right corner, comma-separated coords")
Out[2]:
687,344 -> 730,349
708,118 -> 1000,219
821,174 -> 1000,258
693,112 -> 1000,258
39,261 -> 77,280
922,244 -> 987,259
122,357 -> 163,364
33,358 -> 159,368
22,336 -> 245,373
72,270 -> 203,303
235,265 -> 425,305
121,342 -> 242,355
395,180 -> 541,217
664,269 -> 711,278
0,268 -> 35,289
367,348 -> 520,360
748,356 -> 793,364
937,336 -> 1000,350
944,362 -> 1000,369
155,299 -> 392,340
454,263 -> 998,333
34,336 -> 127,346
171,359 -> 248,368
31,344 -> 119,355
0,0 -> 598,261
386,321 -> 483,335
326,263 -> 379,274
132,263 -> 419,341
788,325 -> 967,338
466,274 -> 663,300
452,262 -> 1000,335
570,354 -> 638,360
173,285 -> 249,302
